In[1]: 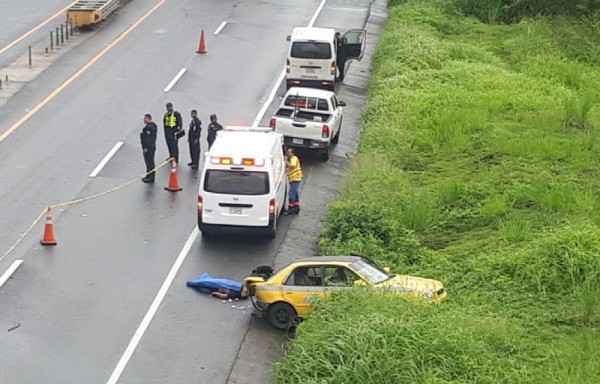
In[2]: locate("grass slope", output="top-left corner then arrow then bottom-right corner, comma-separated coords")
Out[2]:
275,1 -> 600,383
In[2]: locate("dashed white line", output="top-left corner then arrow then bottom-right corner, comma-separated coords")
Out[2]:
0,259 -> 24,289
252,0 -> 327,127
105,1 -> 328,381
105,228 -> 199,384
163,68 -> 187,93
213,21 -> 227,35
89,141 -> 124,178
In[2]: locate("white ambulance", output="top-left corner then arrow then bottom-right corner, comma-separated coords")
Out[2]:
197,127 -> 287,239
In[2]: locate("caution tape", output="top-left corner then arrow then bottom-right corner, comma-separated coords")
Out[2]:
0,158 -> 174,263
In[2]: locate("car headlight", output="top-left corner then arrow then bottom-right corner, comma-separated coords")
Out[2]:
423,290 -> 434,300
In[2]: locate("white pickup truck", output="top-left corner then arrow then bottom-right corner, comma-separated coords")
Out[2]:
269,87 -> 346,161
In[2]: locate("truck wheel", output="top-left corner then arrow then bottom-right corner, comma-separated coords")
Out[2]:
332,124 -> 341,144
268,302 -> 297,330
320,146 -> 331,161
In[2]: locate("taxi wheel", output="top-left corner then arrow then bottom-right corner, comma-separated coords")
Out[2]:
268,302 -> 296,330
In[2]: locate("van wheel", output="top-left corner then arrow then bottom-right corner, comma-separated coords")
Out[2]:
320,146 -> 331,161
268,302 -> 297,330
267,217 -> 277,239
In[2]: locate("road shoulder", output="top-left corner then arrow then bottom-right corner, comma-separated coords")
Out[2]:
226,1 -> 389,383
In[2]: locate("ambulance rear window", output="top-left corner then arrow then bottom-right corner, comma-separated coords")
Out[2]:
204,170 -> 270,195
291,42 -> 332,59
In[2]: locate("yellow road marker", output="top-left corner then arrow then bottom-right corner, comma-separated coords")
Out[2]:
0,0 -> 166,144
0,1 -> 78,56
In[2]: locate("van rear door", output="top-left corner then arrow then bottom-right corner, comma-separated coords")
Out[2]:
289,40 -> 334,82
202,169 -> 272,227
342,29 -> 367,62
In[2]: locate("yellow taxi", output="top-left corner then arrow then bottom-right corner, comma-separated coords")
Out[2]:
243,255 -> 448,330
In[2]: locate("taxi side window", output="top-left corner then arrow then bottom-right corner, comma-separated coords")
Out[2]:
285,267 -> 323,286
324,267 -> 357,287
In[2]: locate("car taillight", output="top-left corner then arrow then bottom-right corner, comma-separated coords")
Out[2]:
269,198 -> 276,220
197,196 -> 203,214
286,59 -> 290,74
322,125 -> 330,138
269,118 -> 276,129
330,61 -> 336,75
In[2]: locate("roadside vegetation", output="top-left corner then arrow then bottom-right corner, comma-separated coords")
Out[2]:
275,0 -> 600,382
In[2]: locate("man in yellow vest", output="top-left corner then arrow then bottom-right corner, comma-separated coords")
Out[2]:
163,102 -> 183,163
285,148 -> 303,215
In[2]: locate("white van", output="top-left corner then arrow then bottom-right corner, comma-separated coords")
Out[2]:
286,27 -> 366,91
197,127 -> 287,239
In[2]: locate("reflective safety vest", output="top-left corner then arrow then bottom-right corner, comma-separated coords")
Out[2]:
287,156 -> 303,182
165,113 -> 177,128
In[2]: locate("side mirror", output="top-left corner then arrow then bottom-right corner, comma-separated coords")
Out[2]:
286,35 -> 291,42
278,94 -> 284,100
383,267 -> 391,274
338,101 -> 347,107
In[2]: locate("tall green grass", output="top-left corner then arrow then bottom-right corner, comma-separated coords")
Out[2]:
275,1 -> 600,383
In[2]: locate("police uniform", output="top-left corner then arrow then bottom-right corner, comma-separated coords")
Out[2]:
141,121 -> 157,182
188,116 -> 202,168
164,110 -> 182,162
287,155 -> 303,214
207,121 -> 223,149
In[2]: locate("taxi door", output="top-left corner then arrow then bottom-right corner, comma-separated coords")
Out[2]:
282,266 -> 325,317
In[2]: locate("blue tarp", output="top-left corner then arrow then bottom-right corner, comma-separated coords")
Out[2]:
186,273 -> 242,293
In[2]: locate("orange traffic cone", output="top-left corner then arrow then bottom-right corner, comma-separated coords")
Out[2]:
197,30 -> 207,54
40,207 -> 57,246
165,160 -> 183,192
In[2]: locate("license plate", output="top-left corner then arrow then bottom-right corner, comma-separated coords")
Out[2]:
229,207 -> 242,215
305,68 -> 315,74
292,138 -> 304,145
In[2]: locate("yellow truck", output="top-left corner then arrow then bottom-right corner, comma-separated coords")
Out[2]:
67,0 -> 120,27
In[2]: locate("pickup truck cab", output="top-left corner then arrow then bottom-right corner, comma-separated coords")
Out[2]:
269,87 -> 346,161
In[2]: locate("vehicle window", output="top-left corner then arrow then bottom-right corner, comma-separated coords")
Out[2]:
291,42 -> 332,59
317,99 -> 329,111
349,259 -> 389,285
343,31 -> 364,45
284,267 -> 323,286
324,267 -> 357,287
204,170 -> 269,195
284,95 -> 317,109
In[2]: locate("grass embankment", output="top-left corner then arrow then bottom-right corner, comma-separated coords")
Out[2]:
276,1 -> 600,383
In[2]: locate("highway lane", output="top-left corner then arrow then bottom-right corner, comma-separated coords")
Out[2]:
0,0 -> 75,67
0,0 -> 375,382
0,0 -> 318,382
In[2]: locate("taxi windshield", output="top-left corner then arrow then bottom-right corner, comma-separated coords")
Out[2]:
350,259 -> 389,285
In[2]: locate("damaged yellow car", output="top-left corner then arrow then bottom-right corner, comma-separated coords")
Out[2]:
243,255 -> 448,330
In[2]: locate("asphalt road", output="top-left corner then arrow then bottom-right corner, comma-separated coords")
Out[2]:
0,0 -> 375,383
0,0 -> 74,67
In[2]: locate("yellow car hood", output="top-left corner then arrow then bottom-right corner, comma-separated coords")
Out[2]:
375,275 -> 444,296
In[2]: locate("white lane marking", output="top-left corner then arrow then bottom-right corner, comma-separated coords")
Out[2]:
214,21 -> 227,35
252,0 -> 327,127
0,260 -> 24,289
105,1 -> 328,381
106,228 -> 199,384
308,0 -> 327,27
163,68 -> 187,93
89,142 -> 124,178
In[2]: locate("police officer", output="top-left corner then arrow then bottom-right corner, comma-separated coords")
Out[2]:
207,114 -> 223,149
188,109 -> 202,169
285,148 -> 303,215
163,102 -> 183,163
140,114 -> 157,183
335,32 -> 346,82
